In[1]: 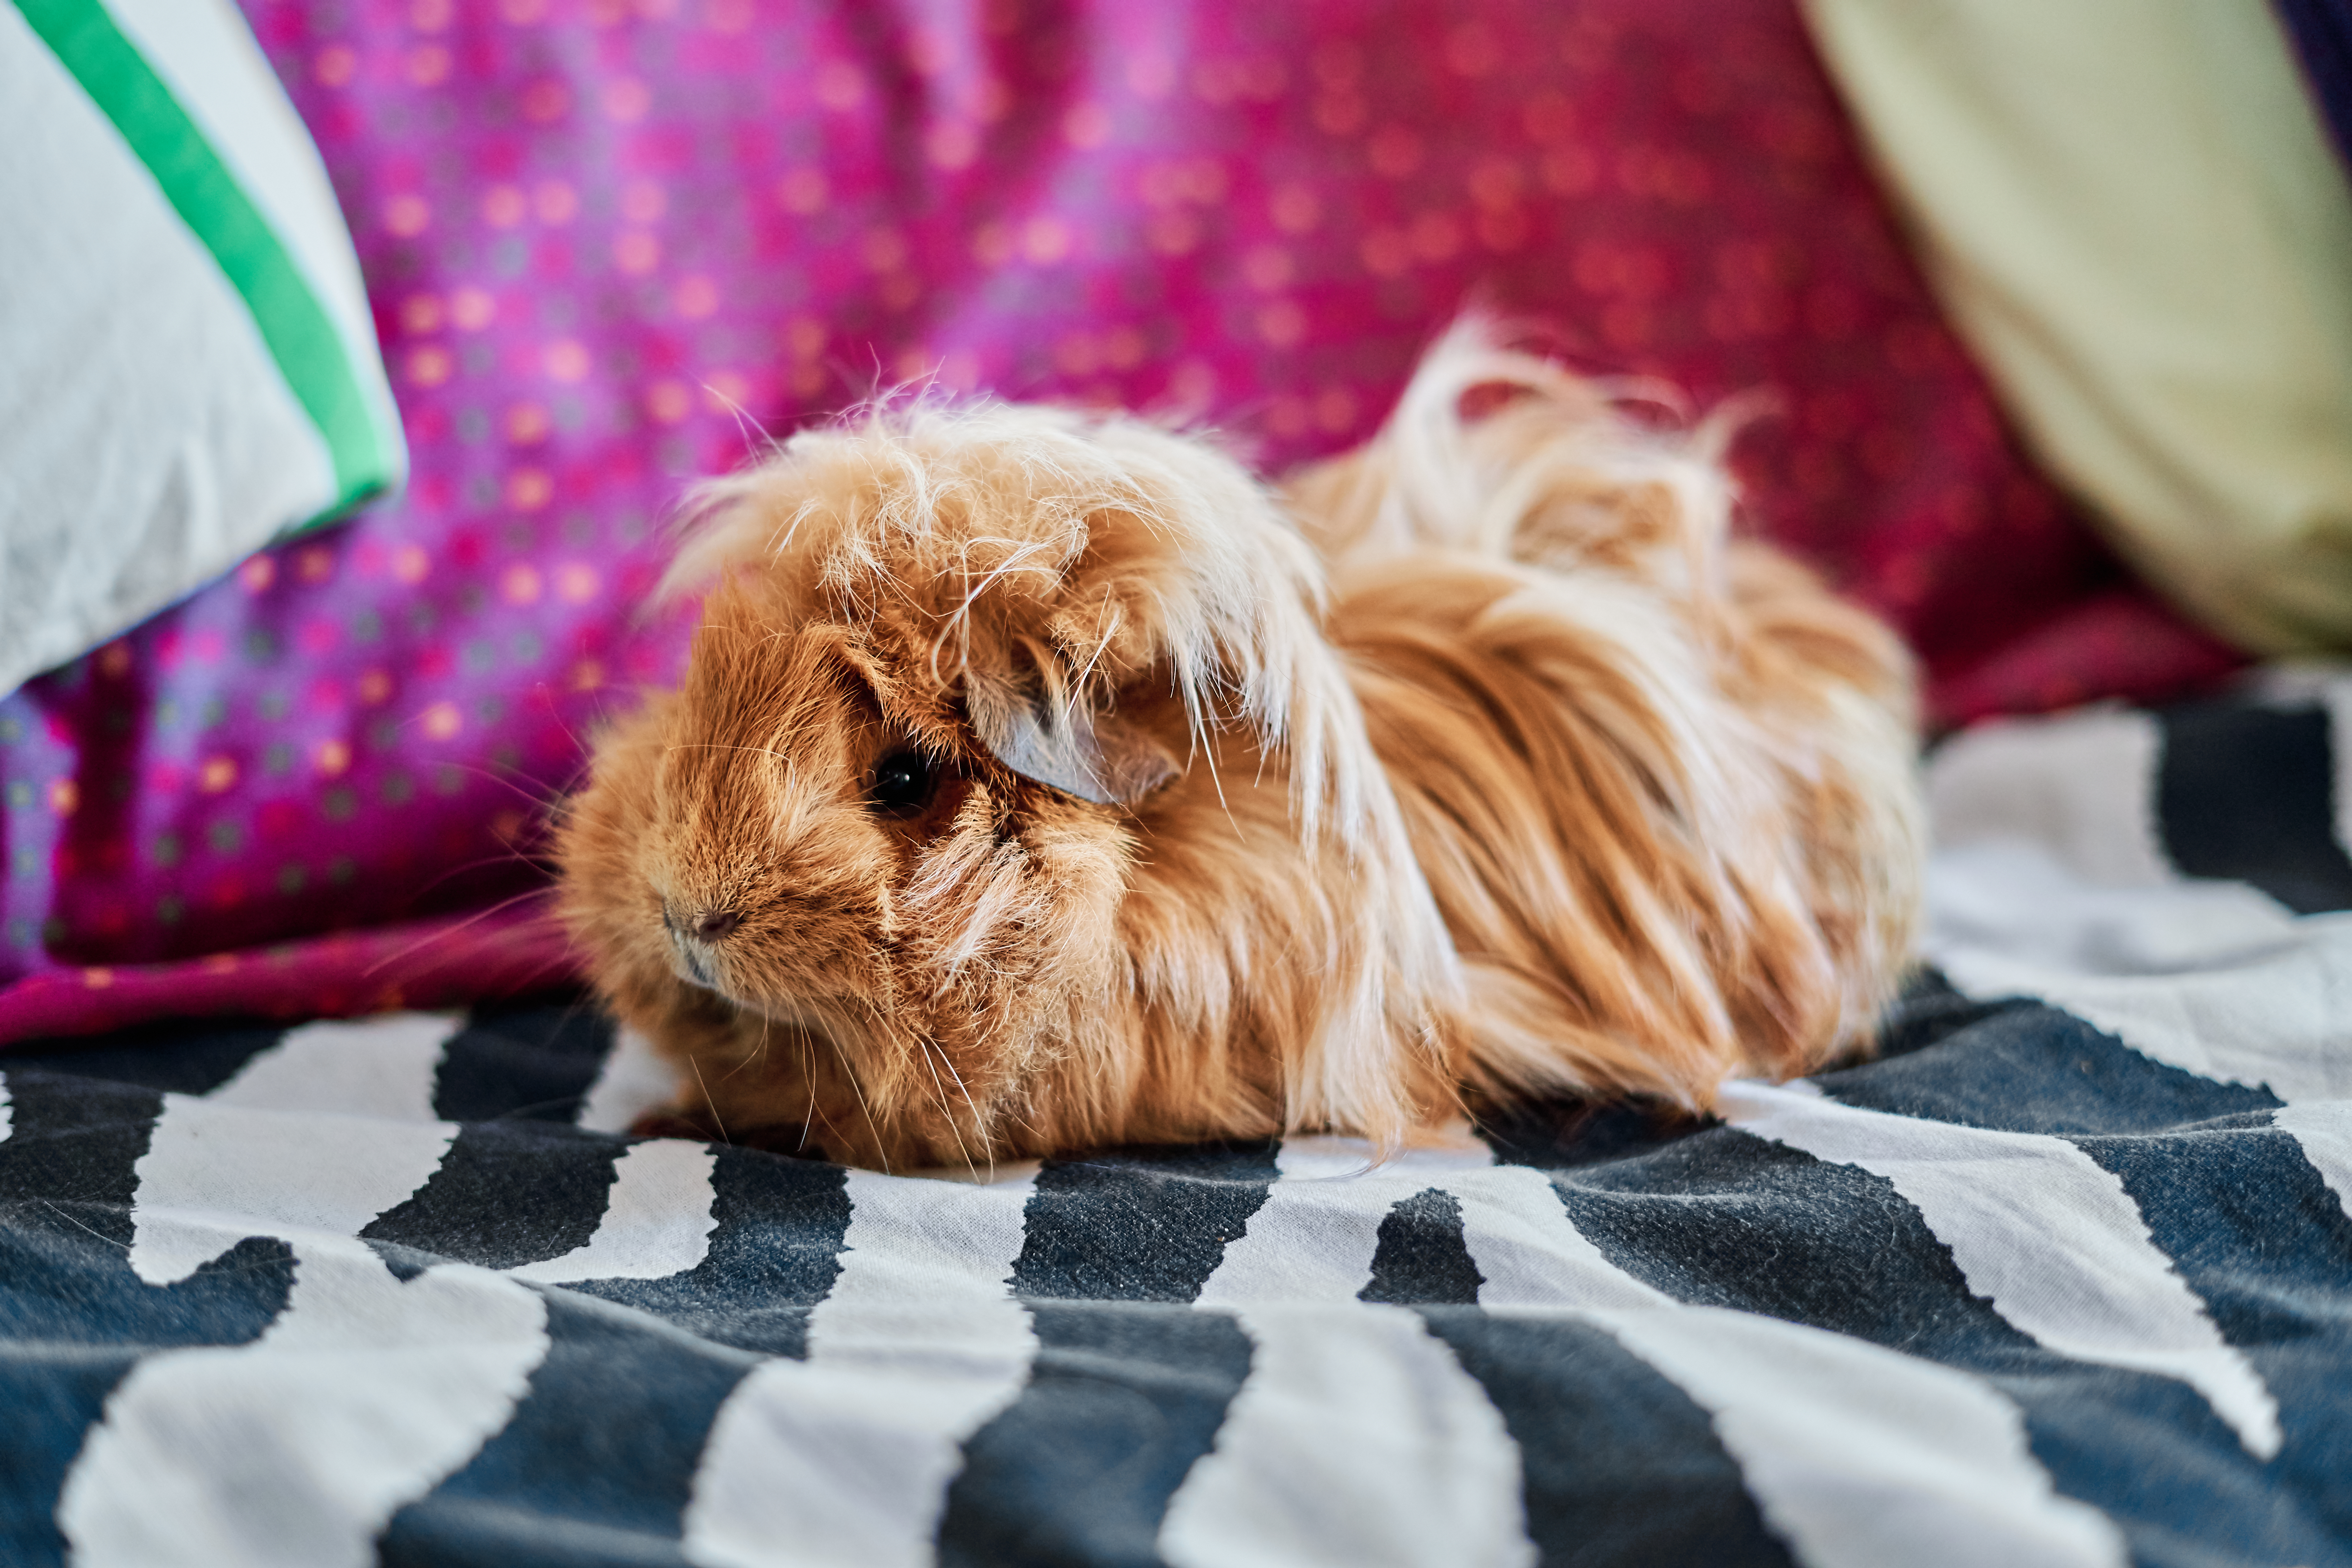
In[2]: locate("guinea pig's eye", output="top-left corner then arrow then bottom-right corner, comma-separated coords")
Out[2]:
867,747 -> 940,819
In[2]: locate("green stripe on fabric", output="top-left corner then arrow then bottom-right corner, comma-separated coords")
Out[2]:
14,0 -> 390,510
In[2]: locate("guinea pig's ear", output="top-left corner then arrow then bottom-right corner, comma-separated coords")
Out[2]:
965,641 -> 1179,806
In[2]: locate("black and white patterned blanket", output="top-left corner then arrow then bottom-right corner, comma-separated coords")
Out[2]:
6,680 -> 2352,1568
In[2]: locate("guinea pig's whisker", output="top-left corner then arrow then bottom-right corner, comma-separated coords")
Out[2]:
686,1054 -> 730,1147
930,1041 -> 989,1163
916,1038 -> 978,1181
661,742 -> 796,764
363,887 -> 557,980
831,1049 -> 888,1174
799,1029 -> 819,1152
714,1036 -> 761,1086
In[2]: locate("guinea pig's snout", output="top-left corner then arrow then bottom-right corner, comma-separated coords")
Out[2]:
661,900 -> 741,942
660,900 -> 742,989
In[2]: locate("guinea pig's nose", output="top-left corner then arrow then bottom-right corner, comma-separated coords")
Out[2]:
692,909 -> 742,942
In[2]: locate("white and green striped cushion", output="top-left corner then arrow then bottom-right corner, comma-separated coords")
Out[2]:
0,0 -> 403,694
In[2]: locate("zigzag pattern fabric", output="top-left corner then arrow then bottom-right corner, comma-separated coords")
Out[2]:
6,677 -> 2352,1566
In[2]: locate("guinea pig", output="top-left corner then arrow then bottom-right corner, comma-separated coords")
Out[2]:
555,322 -> 1924,1171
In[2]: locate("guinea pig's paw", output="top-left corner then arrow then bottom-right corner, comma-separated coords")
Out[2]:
627,1105 -> 725,1142
628,1103 -> 835,1160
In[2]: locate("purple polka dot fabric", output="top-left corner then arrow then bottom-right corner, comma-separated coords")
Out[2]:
0,0 -> 2241,1034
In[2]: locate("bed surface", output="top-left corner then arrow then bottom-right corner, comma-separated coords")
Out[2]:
7,679 -> 2351,1568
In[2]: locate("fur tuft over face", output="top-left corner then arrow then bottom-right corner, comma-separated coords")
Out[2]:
557,327 -> 1924,1170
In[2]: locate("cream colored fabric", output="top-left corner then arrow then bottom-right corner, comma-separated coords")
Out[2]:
1800,0 -> 2352,653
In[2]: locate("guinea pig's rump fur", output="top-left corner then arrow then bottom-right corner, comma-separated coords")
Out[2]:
556,324 -> 1924,1170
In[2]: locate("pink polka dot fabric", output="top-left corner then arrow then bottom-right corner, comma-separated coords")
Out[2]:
0,0 -> 2241,1036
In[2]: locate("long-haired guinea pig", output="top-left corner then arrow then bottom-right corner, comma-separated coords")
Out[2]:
556,323 -> 1924,1171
